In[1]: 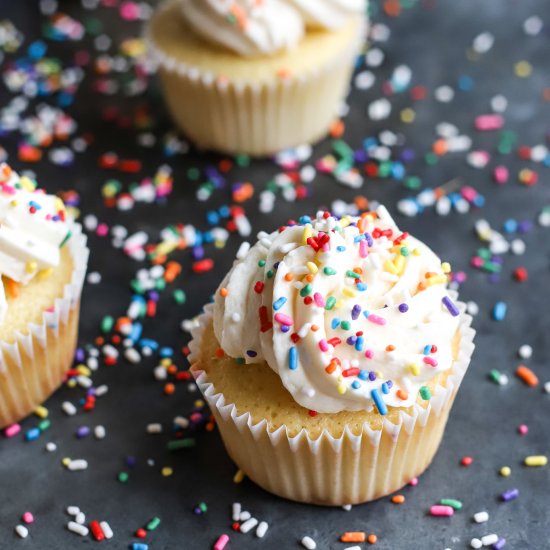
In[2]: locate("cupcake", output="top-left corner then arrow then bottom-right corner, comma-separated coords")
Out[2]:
147,0 -> 366,156
189,205 -> 475,505
0,164 -> 89,428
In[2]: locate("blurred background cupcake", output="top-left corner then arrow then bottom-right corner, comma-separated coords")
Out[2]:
147,0 -> 367,156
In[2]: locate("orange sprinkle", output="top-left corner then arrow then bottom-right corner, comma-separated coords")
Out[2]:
325,359 -> 339,374
357,216 -> 368,234
284,273 -> 293,282
516,365 -> 538,387
305,274 -> 314,283
543,88 -> 550,102
367,534 -> 378,544
396,389 -> 408,400
417,282 -> 427,292
164,261 -> 182,283
219,287 -> 229,297
425,271 -> 438,279
383,0 -> 401,17
432,138 -> 448,156
167,365 -> 177,376
4,278 -> 19,299
391,494 -> 405,504
341,532 -> 366,543
310,324 -> 319,332
215,348 -> 225,358
329,119 -> 345,138
95,336 -> 105,346
385,345 -> 395,352
353,267 -> 363,275
218,158 -> 233,172
164,383 -> 175,395
354,196 -> 369,210
277,67 -> 292,80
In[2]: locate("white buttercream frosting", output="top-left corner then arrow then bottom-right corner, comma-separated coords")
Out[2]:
213,206 -> 461,414
0,164 -> 72,324
286,0 -> 366,30
180,0 -> 305,56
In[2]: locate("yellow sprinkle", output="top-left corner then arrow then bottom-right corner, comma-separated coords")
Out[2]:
340,216 -> 352,228
500,466 -> 511,477
412,248 -> 422,256
441,262 -> 451,273
337,384 -> 346,395
54,197 -> 66,212
408,364 -> 420,376
194,399 -> 205,408
334,300 -> 343,310
161,467 -> 173,477
155,241 -> 179,257
37,268 -> 53,280
524,455 -> 547,467
426,274 -> 447,286
10,199 -> 18,207
20,176 -> 35,191
76,365 -> 91,377
161,358 -> 171,366
342,287 -> 356,298
66,379 -> 77,388
384,260 -> 398,275
400,108 -> 416,123
302,226 -> 312,244
393,255 -> 406,275
34,406 -> 49,419
25,261 -> 37,274
233,469 -> 246,483
214,240 -> 225,249
61,457 -> 71,467
515,60 -> 532,78
306,261 -> 318,274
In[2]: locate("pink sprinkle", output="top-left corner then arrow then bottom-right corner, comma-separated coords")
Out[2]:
4,423 -> 21,438
22,512 -> 34,524
319,339 -> 330,352
423,356 -> 438,367
518,424 -> 528,435
471,256 -> 484,268
367,315 -> 386,326
359,239 -> 369,258
96,223 -> 109,237
430,505 -> 454,517
475,114 -> 504,131
313,292 -> 325,307
409,477 -> 419,486
364,349 -> 374,359
321,243 -> 330,252
119,1 -> 140,20
214,534 -> 230,550
493,165 -> 509,184
460,186 -> 478,202
274,313 -> 293,326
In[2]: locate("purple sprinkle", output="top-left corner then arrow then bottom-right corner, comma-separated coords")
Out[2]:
488,273 -> 500,284
368,371 -> 377,381
518,220 -> 533,233
386,380 -> 393,389
500,488 -> 519,502
76,426 -> 90,439
351,304 -> 361,320
246,350 -> 257,357
442,296 -> 460,317
492,538 -> 507,550
281,325 -> 290,333
346,336 -> 357,346
398,303 -> 409,313
126,456 -> 137,468
75,348 -> 85,362
364,233 -> 373,247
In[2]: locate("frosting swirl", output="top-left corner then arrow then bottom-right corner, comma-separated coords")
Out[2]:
214,206 -> 461,414
0,164 -> 72,324
180,0 -> 305,57
286,0 -> 366,30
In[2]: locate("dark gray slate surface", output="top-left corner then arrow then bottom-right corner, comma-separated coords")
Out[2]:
0,0 -> 549,548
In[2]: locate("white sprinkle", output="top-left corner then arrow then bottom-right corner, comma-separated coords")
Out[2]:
342,504 -> 353,511
436,121 -> 459,138
498,374 -> 509,386
67,521 -> 89,537
365,47 -> 384,67
368,98 -> 391,121
301,536 -> 317,549
474,511 -> 489,523
87,271 -> 102,284
239,518 -> 258,534
470,539 -> 482,549
124,348 -> 141,364
154,366 -> 167,380
231,313 -> 241,323
523,15 -> 543,36
46,442 -> 57,452
481,533 -> 498,546
173,416 -> 190,429
543,381 -> 550,394
466,301 -> 479,316
518,345 -> 533,359
68,459 -> 88,471
95,384 -> 109,397
256,521 -> 269,538
15,525 -> 28,538
100,521 -> 114,539
473,31 -> 494,53
491,94 -> 508,113
435,85 -> 454,103
232,502 -> 241,522
236,242 -> 251,260
147,423 -> 162,434
239,511 -> 251,522
511,238 -> 526,255
354,70 -> 375,90
76,375 -> 92,389
94,425 -> 106,440
62,402 -> 77,416
345,547 -> 362,550
75,512 -> 86,524
67,506 -> 80,516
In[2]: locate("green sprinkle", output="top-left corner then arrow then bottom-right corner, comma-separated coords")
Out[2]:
325,296 -> 337,310
340,321 -> 351,331
173,289 -> 186,304
425,152 -> 439,166
155,278 -> 166,291
345,270 -> 360,279
440,499 -> 463,510
38,419 -> 50,431
266,270 -> 274,279
130,279 -> 145,294
482,261 -> 502,273
419,386 -> 431,400
400,247 -> 409,256
323,267 -> 336,275
59,230 -> 72,248
118,472 -> 129,483
146,517 -> 161,531
378,161 -> 392,178
489,369 -> 502,384
167,438 -> 196,451
198,502 -> 208,513
477,248 -> 491,260
187,168 -> 200,180
300,284 -> 312,297
235,154 -> 250,167
404,176 -> 422,190
101,316 -> 114,333
235,357 -> 245,364
258,260 -> 266,267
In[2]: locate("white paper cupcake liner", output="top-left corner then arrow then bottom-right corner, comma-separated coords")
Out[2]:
0,222 -> 89,427
145,0 -> 366,156
189,293 -> 475,505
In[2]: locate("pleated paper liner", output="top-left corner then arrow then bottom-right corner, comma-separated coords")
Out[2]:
0,222 -> 89,428
189,297 -> 475,505
145,0 -> 366,156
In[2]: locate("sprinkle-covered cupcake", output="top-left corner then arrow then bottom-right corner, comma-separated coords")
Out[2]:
147,0 -> 366,156
190,205 -> 475,505
0,164 -> 89,428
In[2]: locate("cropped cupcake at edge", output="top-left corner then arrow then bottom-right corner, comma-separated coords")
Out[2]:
0,164 -> 89,428
189,205 -> 475,505
147,0 -> 367,156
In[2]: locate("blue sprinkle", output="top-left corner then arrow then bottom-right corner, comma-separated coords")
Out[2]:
381,382 -> 389,394
356,282 -> 367,292
160,347 -> 174,358
371,389 -> 388,415
289,347 -> 298,370
273,297 -> 287,311
351,380 -> 361,390
25,428 -> 41,441
362,310 -> 370,320
492,302 -> 507,321
336,246 -> 346,252
281,325 -> 290,333
331,318 -> 341,329
358,370 -> 368,380
355,336 -> 364,352
423,345 -> 431,355
353,234 -> 366,243
364,233 -> 374,247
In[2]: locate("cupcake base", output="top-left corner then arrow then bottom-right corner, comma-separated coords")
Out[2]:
189,300 -> 475,505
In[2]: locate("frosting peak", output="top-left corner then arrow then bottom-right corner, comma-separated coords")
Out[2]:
287,0 -> 366,30
180,0 -> 305,57
0,164 -> 72,324
213,206 -> 461,414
